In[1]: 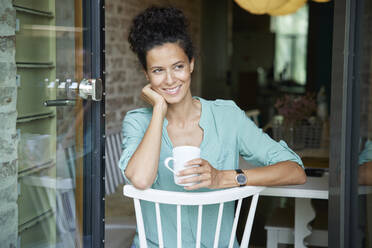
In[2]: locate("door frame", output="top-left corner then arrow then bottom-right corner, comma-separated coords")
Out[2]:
82,0 -> 106,247
329,0 -> 365,247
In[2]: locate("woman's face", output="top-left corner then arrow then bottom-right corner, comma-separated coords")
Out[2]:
145,42 -> 194,104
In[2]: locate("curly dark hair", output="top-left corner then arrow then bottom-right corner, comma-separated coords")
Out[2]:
128,6 -> 194,69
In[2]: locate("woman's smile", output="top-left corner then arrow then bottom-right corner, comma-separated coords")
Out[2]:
162,85 -> 182,95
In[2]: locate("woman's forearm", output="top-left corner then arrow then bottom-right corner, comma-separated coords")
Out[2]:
124,106 -> 165,189
216,161 -> 306,189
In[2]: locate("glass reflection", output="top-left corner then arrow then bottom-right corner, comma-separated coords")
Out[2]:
358,140 -> 372,186
355,1 -> 372,247
13,0 -> 84,247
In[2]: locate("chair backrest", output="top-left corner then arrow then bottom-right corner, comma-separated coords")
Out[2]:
105,130 -> 125,194
245,109 -> 260,127
123,185 -> 265,248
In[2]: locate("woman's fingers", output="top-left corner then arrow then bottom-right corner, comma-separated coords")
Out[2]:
141,84 -> 168,114
185,158 -> 204,166
178,165 -> 206,177
141,92 -> 153,105
179,174 -> 211,190
141,85 -> 156,105
178,173 -> 210,184
178,158 -> 220,190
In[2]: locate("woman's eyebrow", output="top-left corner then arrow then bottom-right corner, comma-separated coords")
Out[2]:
149,65 -> 163,70
150,61 -> 184,70
172,60 -> 184,66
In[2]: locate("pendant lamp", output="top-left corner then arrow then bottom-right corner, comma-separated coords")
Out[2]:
234,0 -> 331,16
234,0 -> 288,15
268,0 -> 307,16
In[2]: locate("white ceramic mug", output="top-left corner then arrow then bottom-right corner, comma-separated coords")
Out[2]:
164,146 -> 200,186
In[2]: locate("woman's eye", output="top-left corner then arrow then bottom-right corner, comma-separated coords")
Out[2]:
175,64 -> 184,70
152,68 -> 162,73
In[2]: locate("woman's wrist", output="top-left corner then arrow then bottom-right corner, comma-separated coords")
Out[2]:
216,170 -> 240,189
153,103 -> 167,118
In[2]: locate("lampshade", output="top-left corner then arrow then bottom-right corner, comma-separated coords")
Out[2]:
268,0 -> 306,16
234,0 -> 288,15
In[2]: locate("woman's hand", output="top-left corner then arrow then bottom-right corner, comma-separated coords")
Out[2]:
178,158 -> 221,190
141,84 -> 167,116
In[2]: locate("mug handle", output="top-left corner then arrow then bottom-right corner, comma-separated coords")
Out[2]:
164,157 -> 176,174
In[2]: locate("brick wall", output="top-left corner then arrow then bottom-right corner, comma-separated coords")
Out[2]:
105,0 -> 202,132
0,0 -> 18,247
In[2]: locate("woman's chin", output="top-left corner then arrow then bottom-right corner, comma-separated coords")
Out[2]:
163,94 -> 186,105
160,86 -> 191,105
164,96 -> 181,104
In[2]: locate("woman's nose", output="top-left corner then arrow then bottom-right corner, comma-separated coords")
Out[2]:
165,70 -> 175,85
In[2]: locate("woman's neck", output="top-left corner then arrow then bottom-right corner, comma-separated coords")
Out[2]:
166,93 -> 201,125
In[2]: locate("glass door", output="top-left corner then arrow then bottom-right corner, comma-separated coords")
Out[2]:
4,0 -> 105,247
329,0 -> 372,246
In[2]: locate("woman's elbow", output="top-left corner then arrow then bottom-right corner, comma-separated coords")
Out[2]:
298,173 -> 307,184
297,166 -> 307,185
132,181 -> 152,190
124,170 -> 153,190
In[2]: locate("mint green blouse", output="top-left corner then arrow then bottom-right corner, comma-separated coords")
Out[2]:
119,97 -> 303,248
359,140 -> 372,165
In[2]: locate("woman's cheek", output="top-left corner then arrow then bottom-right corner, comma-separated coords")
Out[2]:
150,75 -> 165,88
176,70 -> 190,81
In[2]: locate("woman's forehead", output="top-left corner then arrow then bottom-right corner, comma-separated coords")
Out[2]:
146,43 -> 189,67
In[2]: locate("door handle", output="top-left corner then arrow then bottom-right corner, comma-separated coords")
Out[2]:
79,78 -> 102,101
44,99 -> 76,107
44,78 -> 103,107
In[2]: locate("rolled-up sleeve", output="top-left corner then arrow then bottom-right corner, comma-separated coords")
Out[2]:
359,140 -> 372,165
118,112 -> 145,184
237,108 -> 303,168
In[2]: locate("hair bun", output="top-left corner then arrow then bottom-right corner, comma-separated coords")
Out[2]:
128,6 -> 194,69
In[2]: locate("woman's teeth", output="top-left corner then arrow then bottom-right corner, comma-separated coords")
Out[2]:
164,85 -> 181,94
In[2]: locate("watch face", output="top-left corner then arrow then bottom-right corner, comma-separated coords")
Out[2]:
236,174 -> 247,185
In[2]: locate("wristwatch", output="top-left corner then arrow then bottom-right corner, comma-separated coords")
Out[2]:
235,169 -> 247,186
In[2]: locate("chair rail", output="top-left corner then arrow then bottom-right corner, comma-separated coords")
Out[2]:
123,185 -> 265,205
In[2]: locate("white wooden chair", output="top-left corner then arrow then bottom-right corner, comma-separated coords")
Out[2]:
123,185 -> 265,248
105,130 -> 125,195
60,130 -> 125,195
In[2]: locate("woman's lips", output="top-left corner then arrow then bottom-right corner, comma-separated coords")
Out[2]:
163,85 -> 181,95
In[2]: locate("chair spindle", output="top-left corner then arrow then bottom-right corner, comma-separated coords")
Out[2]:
134,199 -> 148,248
177,204 -> 182,248
196,205 -> 203,248
213,202 -> 224,248
241,194 -> 259,247
155,202 -> 164,248
228,198 -> 243,248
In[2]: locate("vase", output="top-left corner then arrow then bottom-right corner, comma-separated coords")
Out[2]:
303,118 -> 323,148
272,121 -> 305,150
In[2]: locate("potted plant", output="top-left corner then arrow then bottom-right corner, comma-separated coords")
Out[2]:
273,93 -> 321,149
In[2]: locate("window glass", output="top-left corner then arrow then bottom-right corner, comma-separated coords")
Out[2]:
271,5 -> 308,85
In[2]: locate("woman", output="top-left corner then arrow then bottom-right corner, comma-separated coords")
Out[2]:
119,6 -> 306,247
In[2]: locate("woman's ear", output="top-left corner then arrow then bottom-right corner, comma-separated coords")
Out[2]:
190,58 -> 195,74
143,69 -> 149,81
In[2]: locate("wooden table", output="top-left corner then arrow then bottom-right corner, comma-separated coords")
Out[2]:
260,174 -> 329,248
